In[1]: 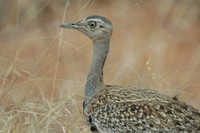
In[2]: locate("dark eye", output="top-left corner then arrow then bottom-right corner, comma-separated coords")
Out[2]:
89,21 -> 96,28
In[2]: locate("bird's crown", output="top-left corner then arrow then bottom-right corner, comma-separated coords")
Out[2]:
60,15 -> 112,41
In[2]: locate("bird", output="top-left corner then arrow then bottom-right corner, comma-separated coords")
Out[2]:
60,15 -> 200,133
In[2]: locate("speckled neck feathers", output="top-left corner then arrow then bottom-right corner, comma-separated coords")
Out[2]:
84,39 -> 110,107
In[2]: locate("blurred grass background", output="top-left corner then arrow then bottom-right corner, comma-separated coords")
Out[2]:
0,0 -> 200,132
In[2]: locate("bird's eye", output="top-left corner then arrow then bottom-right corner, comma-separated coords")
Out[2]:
89,21 -> 96,29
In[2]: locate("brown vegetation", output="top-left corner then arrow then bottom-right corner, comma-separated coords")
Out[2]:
0,0 -> 200,132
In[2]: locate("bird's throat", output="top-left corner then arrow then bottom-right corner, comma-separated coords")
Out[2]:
84,39 -> 110,106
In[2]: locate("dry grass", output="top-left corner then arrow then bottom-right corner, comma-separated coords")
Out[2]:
0,0 -> 200,132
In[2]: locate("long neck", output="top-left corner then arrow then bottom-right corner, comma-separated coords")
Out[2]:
84,39 -> 110,106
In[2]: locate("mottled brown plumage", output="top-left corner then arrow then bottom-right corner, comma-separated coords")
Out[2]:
85,86 -> 200,132
60,15 -> 200,133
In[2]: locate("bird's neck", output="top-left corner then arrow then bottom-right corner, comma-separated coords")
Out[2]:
84,39 -> 110,106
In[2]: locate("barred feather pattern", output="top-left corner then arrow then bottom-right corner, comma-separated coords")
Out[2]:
84,86 -> 200,133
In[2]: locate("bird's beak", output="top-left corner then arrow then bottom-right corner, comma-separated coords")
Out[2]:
59,22 -> 79,29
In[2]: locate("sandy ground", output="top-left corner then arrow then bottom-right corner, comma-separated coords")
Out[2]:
0,0 -> 200,132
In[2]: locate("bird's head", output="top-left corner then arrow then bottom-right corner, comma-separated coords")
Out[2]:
60,15 -> 112,41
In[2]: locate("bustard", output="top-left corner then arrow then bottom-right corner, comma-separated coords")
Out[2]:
60,15 -> 200,133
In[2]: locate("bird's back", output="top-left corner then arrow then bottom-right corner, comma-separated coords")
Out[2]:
84,86 -> 200,133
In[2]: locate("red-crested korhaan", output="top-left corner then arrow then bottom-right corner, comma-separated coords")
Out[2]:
60,15 -> 200,133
